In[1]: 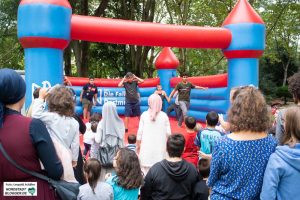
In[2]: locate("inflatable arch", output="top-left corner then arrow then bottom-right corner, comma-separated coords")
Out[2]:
17,0 -> 265,122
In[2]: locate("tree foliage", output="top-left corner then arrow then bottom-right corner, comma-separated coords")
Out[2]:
0,0 -> 299,101
0,0 -> 23,69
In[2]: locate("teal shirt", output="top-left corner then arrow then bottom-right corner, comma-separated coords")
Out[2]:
195,128 -> 223,154
106,175 -> 139,200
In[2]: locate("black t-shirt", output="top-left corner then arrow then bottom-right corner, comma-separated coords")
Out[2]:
82,83 -> 98,101
124,81 -> 139,103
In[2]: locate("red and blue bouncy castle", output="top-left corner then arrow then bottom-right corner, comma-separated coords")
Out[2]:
68,77 -> 160,115
17,0 -> 265,122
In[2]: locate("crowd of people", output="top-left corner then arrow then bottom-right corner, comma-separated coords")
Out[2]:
0,68 -> 300,200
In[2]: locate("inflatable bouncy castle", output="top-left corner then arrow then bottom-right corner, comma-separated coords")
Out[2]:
17,0 -> 265,122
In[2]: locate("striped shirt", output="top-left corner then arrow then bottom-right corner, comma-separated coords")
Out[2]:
127,144 -> 136,152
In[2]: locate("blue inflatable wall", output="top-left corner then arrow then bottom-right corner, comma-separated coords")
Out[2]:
71,86 -> 156,115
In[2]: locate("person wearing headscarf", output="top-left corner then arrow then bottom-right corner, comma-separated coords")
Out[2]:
0,68 -> 63,200
137,94 -> 171,175
95,101 -> 125,180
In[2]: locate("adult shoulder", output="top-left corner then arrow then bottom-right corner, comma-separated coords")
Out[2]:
265,134 -> 278,147
140,110 -> 149,118
160,111 -> 168,118
30,118 -> 49,133
71,117 -> 80,129
215,135 -> 229,146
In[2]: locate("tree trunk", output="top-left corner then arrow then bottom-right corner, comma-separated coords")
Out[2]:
71,41 -> 81,75
80,41 -> 89,77
64,45 -> 72,76
94,0 -> 109,17
122,0 -> 156,77
65,0 -> 109,77
282,58 -> 290,86
248,0 -> 255,6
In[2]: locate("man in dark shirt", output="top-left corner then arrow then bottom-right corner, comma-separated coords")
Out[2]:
118,72 -> 144,132
80,77 -> 98,120
140,134 -> 198,200
169,72 -> 208,126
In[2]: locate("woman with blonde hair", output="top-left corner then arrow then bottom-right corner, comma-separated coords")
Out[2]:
137,93 -> 171,175
261,106 -> 300,200
207,86 -> 277,199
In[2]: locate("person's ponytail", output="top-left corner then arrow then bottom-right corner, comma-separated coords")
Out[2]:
83,159 -> 101,194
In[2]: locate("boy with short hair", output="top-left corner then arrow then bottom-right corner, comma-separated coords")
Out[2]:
193,159 -> 210,200
182,116 -> 199,167
195,111 -> 224,160
80,77 -> 98,120
118,72 -> 144,132
140,134 -> 198,200
127,134 -> 137,152
169,72 -> 208,126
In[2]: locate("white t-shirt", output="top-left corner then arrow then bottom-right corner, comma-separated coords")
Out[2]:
84,123 -> 95,145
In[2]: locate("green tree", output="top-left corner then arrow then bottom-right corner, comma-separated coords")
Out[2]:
261,0 -> 300,86
277,86 -> 292,104
0,0 -> 23,69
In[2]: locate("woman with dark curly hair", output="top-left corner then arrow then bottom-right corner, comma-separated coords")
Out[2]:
207,86 -> 277,200
106,148 -> 143,200
276,72 -> 300,144
32,86 -> 80,182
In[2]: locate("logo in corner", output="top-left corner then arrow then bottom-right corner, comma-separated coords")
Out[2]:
28,187 -> 36,195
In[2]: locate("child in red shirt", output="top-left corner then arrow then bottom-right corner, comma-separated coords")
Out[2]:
182,116 -> 199,167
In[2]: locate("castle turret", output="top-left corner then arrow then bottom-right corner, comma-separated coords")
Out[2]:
18,0 -> 72,107
222,0 -> 265,89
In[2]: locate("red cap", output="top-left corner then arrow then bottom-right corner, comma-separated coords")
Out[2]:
20,0 -> 71,8
155,47 -> 179,70
222,0 -> 264,26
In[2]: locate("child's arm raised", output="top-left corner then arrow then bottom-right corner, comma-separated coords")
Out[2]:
31,88 -> 55,125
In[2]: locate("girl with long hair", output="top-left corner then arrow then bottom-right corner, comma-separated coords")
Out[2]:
106,148 -> 143,200
261,106 -> 300,200
77,158 -> 113,200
